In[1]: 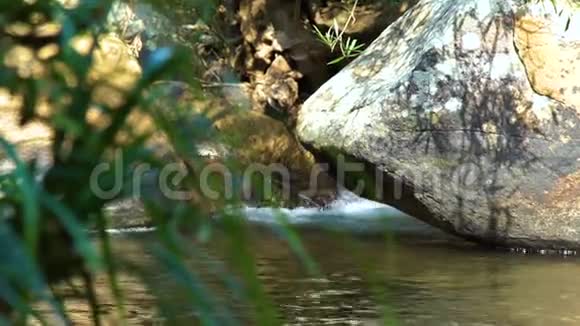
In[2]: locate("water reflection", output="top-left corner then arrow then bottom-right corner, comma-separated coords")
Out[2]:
86,216 -> 580,325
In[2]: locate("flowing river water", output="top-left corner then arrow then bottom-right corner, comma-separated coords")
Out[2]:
50,194 -> 580,325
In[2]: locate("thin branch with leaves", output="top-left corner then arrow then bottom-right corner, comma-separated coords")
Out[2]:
312,0 -> 366,65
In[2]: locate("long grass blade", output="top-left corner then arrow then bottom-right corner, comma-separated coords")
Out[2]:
152,244 -> 236,326
39,194 -> 102,271
0,138 -> 40,258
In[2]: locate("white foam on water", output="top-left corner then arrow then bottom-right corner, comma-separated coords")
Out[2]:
325,189 -> 389,212
105,189 -> 436,235
106,226 -> 156,235
242,189 -> 423,234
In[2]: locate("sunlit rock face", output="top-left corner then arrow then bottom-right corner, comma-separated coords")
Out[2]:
514,0 -> 580,112
297,0 -> 580,249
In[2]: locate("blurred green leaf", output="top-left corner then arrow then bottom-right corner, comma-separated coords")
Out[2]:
0,138 -> 40,258
273,211 -> 319,276
152,244 -> 237,325
221,212 -> 279,325
0,223 -> 68,325
40,193 -> 103,271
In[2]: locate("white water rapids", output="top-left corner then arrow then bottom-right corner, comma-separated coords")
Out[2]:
106,189 -> 439,236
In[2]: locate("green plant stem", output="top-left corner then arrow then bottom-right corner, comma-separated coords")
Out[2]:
81,269 -> 102,326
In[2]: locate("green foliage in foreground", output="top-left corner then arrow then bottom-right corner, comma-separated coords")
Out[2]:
0,1 -> 314,324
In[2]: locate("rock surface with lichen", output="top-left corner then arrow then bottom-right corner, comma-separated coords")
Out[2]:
298,0 -> 580,250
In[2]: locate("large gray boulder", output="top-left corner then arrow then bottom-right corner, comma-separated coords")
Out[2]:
297,0 -> 580,250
